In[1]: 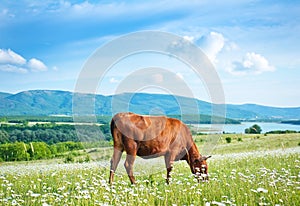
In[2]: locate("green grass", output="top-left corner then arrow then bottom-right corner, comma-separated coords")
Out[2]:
1,133 -> 300,205
196,133 -> 300,154
0,153 -> 299,205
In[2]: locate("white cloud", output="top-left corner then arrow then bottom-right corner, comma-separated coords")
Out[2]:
0,49 -> 26,65
229,52 -> 275,75
197,32 -> 225,63
225,42 -> 239,51
71,1 -> 94,15
0,48 -> 48,73
0,64 -> 27,74
183,35 -> 194,42
109,77 -> 119,83
28,58 -> 48,72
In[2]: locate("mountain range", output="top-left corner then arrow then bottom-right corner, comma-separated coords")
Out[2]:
0,90 -> 300,120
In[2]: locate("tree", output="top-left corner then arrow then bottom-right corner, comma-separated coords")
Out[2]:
0,142 -> 30,161
0,117 -> 7,122
225,137 -> 232,143
245,124 -> 262,134
0,130 -> 9,144
28,142 -> 52,160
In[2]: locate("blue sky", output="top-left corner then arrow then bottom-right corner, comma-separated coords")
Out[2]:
0,0 -> 299,107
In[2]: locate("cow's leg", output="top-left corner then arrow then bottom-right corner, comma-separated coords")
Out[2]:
124,154 -> 136,184
164,152 -> 176,184
109,148 -> 123,184
123,138 -> 137,184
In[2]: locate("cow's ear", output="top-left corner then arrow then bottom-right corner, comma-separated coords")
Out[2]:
201,155 -> 212,161
206,155 -> 212,160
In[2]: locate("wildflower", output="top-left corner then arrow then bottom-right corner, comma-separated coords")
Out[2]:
31,193 -> 41,197
269,181 -> 276,187
58,186 -> 65,191
193,178 -> 198,183
65,181 -> 72,185
211,200 -> 226,206
11,199 -> 17,206
251,189 -> 258,193
176,180 -> 182,185
83,194 -> 91,199
257,188 -> 268,193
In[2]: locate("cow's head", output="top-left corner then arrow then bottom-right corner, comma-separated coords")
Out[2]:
193,155 -> 211,181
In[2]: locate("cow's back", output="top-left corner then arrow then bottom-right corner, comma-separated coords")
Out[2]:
111,112 -> 168,141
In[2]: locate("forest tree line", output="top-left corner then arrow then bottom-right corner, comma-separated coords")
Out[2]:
0,122 -> 112,162
0,122 -> 111,145
0,141 -> 88,162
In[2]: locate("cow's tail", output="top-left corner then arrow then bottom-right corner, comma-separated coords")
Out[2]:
110,117 -> 123,148
109,116 -> 123,184
110,118 -> 116,140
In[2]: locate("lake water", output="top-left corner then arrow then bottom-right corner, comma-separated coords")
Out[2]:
192,122 -> 300,134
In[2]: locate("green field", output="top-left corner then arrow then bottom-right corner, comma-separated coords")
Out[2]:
197,133 -> 300,154
1,134 -> 300,205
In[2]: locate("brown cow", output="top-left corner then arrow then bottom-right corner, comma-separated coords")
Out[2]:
109,112 -> 211,184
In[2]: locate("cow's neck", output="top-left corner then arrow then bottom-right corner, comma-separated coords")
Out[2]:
187,142 -> 201,163
184,142 -> 201,174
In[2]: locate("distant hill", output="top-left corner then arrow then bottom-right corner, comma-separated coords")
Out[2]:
0,90 -> 300,120
0,92 -> 11,99
226,104 -> 300,120
0,90 -> 73,115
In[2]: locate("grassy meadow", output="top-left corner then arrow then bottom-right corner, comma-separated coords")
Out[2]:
0,133 -> 300,205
